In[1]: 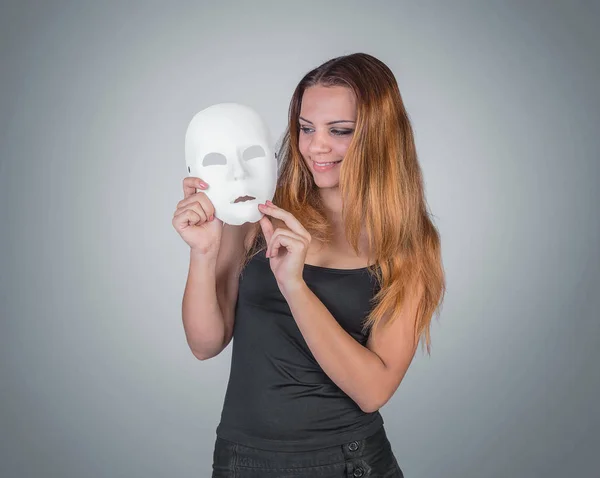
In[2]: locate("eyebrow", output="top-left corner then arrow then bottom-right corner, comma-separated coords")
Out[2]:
299,116 -> 356,125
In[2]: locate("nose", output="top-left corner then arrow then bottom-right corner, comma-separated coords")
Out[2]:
307,130 -> 331,155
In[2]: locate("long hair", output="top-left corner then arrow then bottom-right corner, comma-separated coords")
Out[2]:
241,52 -> 445,354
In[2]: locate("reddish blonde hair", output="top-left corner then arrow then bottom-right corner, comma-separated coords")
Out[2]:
242,53 -> 445,353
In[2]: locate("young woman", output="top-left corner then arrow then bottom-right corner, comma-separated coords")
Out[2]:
173,52 -> 445,477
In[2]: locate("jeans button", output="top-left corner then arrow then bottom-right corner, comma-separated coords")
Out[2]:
348,441 -> 359,451
353,467 -> 364,477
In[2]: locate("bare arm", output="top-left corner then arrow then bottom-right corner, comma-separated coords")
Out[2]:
182,251 -> 223,360
181,223 -> 253,360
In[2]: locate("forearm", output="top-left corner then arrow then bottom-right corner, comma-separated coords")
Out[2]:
182,250 -> 225,360
281,282 -> 388,413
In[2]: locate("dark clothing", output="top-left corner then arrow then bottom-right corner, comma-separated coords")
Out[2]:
216,247 -> 384,451
214,248 -> 402,474
212,425 -> 404,477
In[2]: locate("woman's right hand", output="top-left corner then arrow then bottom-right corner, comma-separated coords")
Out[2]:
172,177 -> 224,256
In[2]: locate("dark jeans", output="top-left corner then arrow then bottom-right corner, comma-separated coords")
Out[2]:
212,426 -> 404,477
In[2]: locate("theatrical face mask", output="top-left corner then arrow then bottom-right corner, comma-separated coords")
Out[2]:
185,103 -> 277,226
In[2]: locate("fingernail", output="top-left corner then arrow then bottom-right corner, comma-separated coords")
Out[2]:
266,200 -> 273,205
209,214 -> 214,221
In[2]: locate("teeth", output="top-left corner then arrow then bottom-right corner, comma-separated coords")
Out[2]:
315,161 -> 339,166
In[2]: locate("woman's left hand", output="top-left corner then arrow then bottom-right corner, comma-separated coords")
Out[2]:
258,200 -> 310,292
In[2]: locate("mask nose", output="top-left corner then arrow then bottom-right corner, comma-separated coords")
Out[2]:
227,153 -> 248,181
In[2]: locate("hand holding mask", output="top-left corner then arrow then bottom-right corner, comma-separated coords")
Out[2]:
172,175 -> 223,256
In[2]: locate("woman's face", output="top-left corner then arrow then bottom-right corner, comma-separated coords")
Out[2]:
298,85 -> 357,189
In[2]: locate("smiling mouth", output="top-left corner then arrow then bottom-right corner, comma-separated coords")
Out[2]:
232,195 -> 256,204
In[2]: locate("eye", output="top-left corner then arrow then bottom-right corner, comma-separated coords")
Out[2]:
299,126 -> 314,134
202,152 -> 227,166
242,145 -> 266,161
331,129 -> 354,136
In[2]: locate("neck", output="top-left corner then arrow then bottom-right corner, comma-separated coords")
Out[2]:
318,186 -> 370,254
318,187 -> 343,221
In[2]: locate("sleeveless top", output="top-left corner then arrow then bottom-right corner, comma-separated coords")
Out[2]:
215,247 -> 384,451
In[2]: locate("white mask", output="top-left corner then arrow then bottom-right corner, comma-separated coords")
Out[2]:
185,103 -> 277,226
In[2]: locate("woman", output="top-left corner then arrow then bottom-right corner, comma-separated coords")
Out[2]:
173,52 -> 445,477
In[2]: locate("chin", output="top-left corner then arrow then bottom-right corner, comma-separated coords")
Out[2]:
312,177 -> 340,189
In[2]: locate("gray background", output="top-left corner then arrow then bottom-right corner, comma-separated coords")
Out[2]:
1,1 -> 598,477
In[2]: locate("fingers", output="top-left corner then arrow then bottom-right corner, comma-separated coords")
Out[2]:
177,177 -> 215,220
174,194 -> 215,218
258,203 -> 311,243
172,208 -> 206,231
259,216 -> 274,255
173,200 -> 210,224
183,177 -> 209,199
266,228 -> 307,259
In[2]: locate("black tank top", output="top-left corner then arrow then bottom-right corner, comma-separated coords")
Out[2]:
215,247 -> 384,451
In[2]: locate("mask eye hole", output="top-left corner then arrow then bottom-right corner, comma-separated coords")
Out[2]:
242,145 -> 265,161
202,152 -> 227,166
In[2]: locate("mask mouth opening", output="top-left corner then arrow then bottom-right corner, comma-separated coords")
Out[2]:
232,195 -> 256,204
